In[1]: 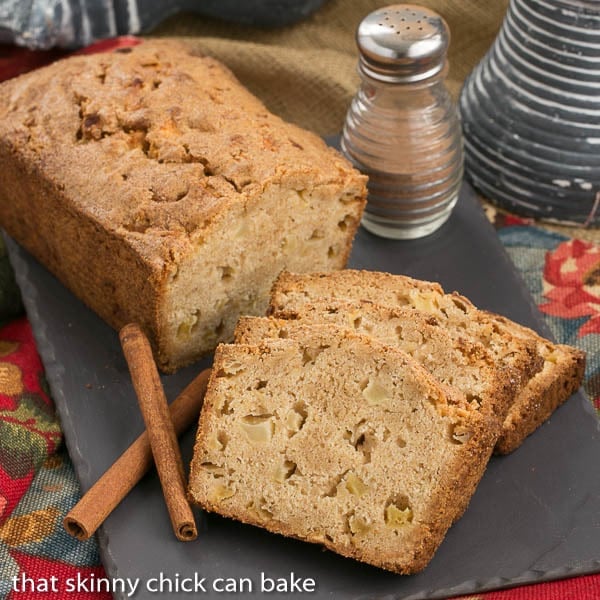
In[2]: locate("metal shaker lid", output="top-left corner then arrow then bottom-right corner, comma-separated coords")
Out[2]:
357,4 -> 450,83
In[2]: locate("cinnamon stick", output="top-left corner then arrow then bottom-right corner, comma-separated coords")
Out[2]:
118,323 -> 198,541
64,365 -> 210,541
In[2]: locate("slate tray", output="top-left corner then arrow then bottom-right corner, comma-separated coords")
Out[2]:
4,182 -> 600,600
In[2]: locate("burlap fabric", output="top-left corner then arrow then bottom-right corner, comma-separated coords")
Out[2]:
150,0 -> 508,135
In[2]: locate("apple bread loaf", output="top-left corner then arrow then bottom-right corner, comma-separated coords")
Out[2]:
0,40 -> 366,372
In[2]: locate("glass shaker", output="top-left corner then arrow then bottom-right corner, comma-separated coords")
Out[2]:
341,4 -> 463,239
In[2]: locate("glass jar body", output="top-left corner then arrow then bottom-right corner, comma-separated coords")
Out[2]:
342,70 -> 463,239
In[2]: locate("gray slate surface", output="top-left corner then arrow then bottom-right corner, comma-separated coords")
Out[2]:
4,182 -> 600,599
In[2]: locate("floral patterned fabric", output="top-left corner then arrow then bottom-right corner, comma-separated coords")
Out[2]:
0,41 -> 598,600
541,239 -> 600,348
0,313 -> 110,600
500,228 -> 600,416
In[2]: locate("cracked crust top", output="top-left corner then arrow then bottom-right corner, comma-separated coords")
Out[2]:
0,40 -> 362,267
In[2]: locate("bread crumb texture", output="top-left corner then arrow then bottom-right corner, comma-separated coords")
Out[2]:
268,270 -> 585,454
189,326 -> 491,574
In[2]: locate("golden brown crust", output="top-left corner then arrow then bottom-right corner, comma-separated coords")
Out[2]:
0,40 -> 366,371
494,343 -> 586,454
0,147 -> 163,340
189,326 -> 495,574
0,41 -> 361,247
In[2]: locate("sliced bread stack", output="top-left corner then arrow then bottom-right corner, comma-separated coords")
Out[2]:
269,270 -> 586,454
189,324 -> 496,574
188,269 -> 585,574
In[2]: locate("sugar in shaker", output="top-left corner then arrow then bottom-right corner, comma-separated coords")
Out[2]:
341,4 -> 463,239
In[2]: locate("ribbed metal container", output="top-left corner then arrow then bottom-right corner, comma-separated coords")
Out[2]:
460,0 -> 600,225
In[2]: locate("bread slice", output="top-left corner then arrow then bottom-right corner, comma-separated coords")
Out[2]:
268,270 -> 584,453
235,311 -> 512,521
0,40 -> 366,372
237,302 -> 513,428
269,271 -> 542,392
189,325 -> 496,574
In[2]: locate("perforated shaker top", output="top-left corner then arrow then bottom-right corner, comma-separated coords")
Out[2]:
357,4 -> 450,83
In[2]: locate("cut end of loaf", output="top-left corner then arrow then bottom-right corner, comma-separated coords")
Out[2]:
189,326 -> 490,574
158,183 -> 365,372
